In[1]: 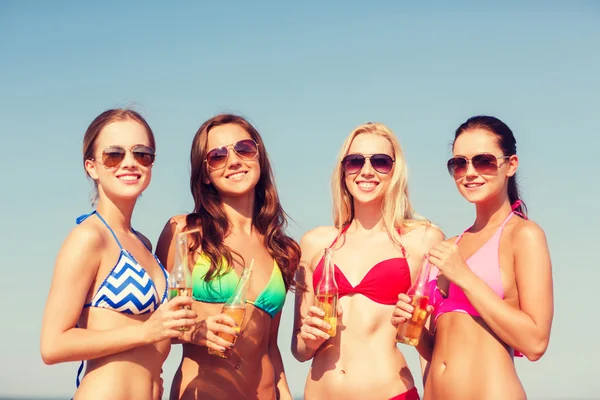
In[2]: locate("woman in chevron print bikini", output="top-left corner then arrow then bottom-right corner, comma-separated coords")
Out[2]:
40,109 -> 197,400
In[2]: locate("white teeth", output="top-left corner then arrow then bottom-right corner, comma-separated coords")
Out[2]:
358,182 -> 377,189
466,183 -> 483,188
228,172 -> 246,179
119,175 -> 139,181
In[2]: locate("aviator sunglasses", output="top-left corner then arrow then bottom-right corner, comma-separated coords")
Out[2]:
92,145 -> 155,168
447,153 -> 510,178
341,153 -> 395,174
205,139 -> 259,169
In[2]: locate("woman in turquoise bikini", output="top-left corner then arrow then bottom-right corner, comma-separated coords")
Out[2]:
156,114 -> 300,400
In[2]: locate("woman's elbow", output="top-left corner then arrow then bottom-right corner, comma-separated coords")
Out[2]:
522,337 -> 549,362
290,341 -> 312,363
40,343 -> 59,365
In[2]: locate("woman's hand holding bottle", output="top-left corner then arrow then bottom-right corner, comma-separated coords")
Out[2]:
142,296 -> 197,343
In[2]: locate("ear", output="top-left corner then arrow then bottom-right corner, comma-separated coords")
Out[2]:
506,154 -> 518,178
85,159 -> 100,180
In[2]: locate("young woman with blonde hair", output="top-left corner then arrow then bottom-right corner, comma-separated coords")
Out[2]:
293,122 -> 444,400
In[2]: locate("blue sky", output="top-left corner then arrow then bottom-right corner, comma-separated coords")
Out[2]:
1,1 -> 599,399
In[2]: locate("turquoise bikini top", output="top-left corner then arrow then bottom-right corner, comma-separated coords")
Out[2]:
192,255 -> 286,318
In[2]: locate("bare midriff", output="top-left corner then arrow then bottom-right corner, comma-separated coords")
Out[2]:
75,308 -> 169,400
171,303 -> 278,400
304,295 -> 416,400
424,313 -> 525,400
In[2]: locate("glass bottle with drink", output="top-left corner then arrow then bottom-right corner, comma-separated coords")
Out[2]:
208,259 -> 254,358
396,255 -> 432,346
168,232 -> 193,330
314,248 -> 338,337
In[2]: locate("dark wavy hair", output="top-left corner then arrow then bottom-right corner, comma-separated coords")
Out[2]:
184,114 -> 300,291
454,115 -> 527,217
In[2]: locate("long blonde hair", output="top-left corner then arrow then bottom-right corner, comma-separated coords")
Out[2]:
331,122 -> 430,245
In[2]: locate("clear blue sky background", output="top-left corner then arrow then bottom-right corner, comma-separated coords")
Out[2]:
1,1 -> 598,399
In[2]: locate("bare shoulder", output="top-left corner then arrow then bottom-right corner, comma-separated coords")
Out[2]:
511,218 -> 547,246
300,226 -> 337,248
402,223 -> 446,253
169,214 -> 189,231
69,217 -> 106,250
300,226 -> 337,262
56,218 -> 106,271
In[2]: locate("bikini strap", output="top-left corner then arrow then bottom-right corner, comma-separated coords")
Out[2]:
329,224 -> 351,248
454,226 -> 471,244
511,200 -> 528,220
77,210 -> 124,250
132,229 -> 152,252
396,228 -> 407,258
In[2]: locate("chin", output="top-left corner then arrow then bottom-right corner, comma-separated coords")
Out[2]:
352,194 -> 384,206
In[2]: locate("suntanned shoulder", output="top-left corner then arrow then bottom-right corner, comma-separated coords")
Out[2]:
300,226 -> 338,249
299,226 -> 338,266
403,224 -> 446,253
169,214 -> 189,231
512,218 -> 547,245
57,219 -> 106,272
70,217 -> 107,250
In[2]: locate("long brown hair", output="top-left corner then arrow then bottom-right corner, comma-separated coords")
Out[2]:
184,114 -> 300,291
82,108 -> 155,205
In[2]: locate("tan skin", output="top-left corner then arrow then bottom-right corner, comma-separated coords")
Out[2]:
40,119 -> 197,400
156,123 -> 292,400
292,134 -> 444,400
392,129 -> 554,400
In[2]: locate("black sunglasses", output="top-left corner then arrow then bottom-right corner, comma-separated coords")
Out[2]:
447,153 -> 510,178
92,145 -> 155,168
205,139 -> 259,169
341,153 -> 395,174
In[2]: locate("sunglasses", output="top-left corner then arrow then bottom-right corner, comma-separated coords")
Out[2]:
93,145 -> 155,168
341,153 -> 395,174
447,153 -> 510,178
205,139 -> 259,169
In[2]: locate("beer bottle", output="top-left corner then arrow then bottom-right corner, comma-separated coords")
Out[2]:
396,255 -> 432,346
208,260 -> 253,358
315,248 -> 338,337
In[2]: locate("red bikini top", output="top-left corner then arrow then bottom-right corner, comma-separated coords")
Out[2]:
312,224 -> 412,305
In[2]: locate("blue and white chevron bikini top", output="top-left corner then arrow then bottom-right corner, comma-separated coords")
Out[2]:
77,211 -> 168,315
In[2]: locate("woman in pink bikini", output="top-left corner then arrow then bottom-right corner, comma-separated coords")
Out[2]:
292,122 -> 444,400
392,115 -> 554,400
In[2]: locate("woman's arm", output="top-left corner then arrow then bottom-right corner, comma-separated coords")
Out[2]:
155,216 -> 239,350
429,220 -> 553,361
40,225 -> 195,364
269,312 -> 293,400
291,228 -> 333,362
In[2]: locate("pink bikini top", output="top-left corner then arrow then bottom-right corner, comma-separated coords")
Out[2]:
430,212 -> 514,321
430,209 -> 525,357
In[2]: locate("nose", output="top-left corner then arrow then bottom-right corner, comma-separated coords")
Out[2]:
360,157 -> 375,177
464,159 -> 478,178
226,147 -> 242,168
120,149 -> 137,168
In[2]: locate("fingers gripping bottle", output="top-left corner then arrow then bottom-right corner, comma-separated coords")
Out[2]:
315,248 -> 338,337
208,260 -> 254,358
168,232 -> 193,330
396,255 -> 432,346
